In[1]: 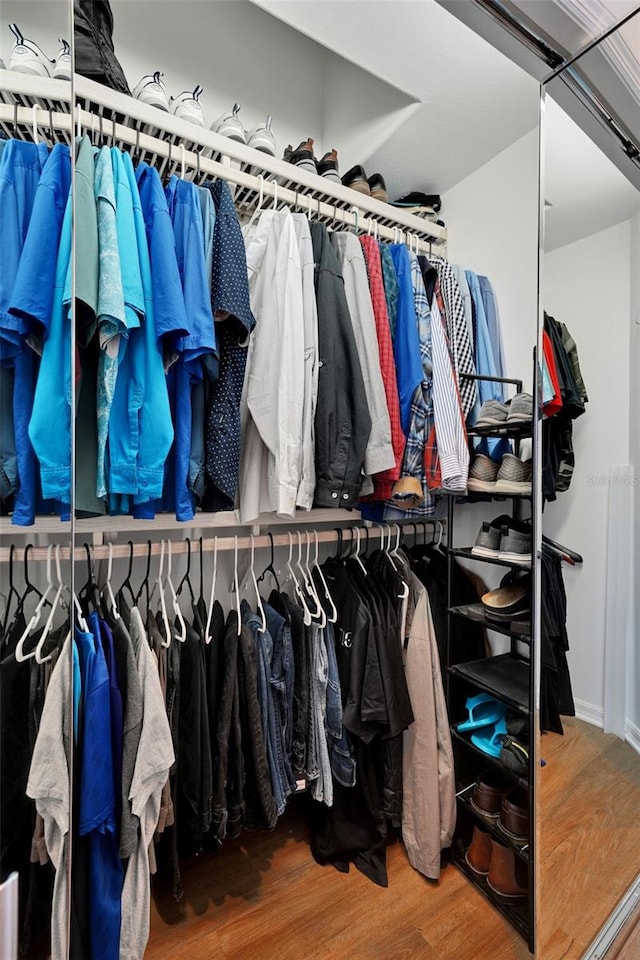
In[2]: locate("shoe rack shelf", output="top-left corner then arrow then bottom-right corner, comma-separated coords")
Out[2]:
444,371 -> 537,953
456,782 -> 529,863
448,547 -> 531,570
450,654 -> 530,713
450,729 -> 529,790
448,604 -> 532,642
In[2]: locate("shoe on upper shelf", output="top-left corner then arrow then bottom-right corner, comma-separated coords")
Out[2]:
318,148 -> 340,183
472,515 -> 531,562
8,23 -> 55,77
132,71 -> 170,111
474,398 -> 510,428
210,102 -> 247,143
283,137 -> 317,173
506,392 -> 533,423
246,115 -> 276,156
367,172 -> 388,203
342,164 -> 370,195
53,39 -> 71,81
170,85 -> 205,126
471,514 -> 511,557
390,190 -> 442,213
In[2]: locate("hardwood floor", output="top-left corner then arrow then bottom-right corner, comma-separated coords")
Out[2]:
145,719 -> 640,960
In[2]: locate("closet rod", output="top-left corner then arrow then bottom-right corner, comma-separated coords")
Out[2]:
0,100 -> 445,254
0,521 -> 443,564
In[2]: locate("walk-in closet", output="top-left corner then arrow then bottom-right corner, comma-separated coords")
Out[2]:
1,2 -> 639,959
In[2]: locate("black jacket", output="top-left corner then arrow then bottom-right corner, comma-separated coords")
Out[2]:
310,223 -> 371,508
74,1 -> 131,94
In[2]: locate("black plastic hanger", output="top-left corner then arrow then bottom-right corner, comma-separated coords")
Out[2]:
257,532 -> 280,591
118,540 -> 137,608
78,543 -> 100,615
2,544 -> 21,636
177,538 -> 195,602
134,540 -> 153,614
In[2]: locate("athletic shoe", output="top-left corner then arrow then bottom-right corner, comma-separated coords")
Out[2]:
246,115 -> 276,156
471,514 -> 511,558
318,149 -> 340,183
170,85 -> 205,126
132,71 -> 170,111
474,399 -> 510,428
342,164 -> 370,195
210,102 -> 246,143
494,454 -> 532,495
367,173 -> 388,203
467,454 -> 499,493
506,392 -> 533,423
497,521 -> 532,563
53,38 -> 71,81
283,138 -> 317,174
8,23 -> 54,77
391,190 -> 441,212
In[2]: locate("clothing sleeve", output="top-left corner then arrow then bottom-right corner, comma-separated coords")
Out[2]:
389,246 -> 423,436
245,218 -> 305,517
434,258 -> 477,419
333,235 -> 394,477
429,288 -> 469,491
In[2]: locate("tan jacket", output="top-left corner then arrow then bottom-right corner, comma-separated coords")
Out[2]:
402,574 -> 456,879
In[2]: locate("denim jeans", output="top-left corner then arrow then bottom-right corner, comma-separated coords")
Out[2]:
324,622 -> 356,789
308,623 -> 333,806
211,611 -> 244,841
264,602 -> 296,796
271,592 -> 308,777
241,601 -> 287,816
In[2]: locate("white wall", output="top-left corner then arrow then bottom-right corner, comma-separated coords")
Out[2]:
544,221 -> 632,718
0,1 -> 71,65
443,126 -> 540,391
441,125 -> 540,653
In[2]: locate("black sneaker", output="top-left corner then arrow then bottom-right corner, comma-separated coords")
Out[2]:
283,138 -> 317,175
367,172 -> 388,203
391,190 -> 441,212
317,149 -> 340,184
341,164 -> 370,195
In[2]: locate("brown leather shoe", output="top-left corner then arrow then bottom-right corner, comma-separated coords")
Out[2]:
470,771 -> 511,818
487,839 -> 528,898
465,825 -> 492,875
499,788 -> 529,842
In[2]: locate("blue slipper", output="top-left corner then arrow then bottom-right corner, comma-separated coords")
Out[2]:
470,716 -> 508,758
457,693 -> 509,732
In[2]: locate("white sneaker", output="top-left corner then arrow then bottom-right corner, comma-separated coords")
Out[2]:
170,85 -> 205,127
8,23 -> 54,77
132,71 -> 170,111
210,103 -> 246,143
246,115 -> 276,156
53,39 -> 71,81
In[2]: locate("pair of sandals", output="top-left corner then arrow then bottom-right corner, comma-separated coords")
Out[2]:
457,693 -> 518,759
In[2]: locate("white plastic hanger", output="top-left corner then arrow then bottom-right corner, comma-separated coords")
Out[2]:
36,546 -> 68,664
286,533 -> 312,626
249,535 -> 268,633
166,540 -> 187,642
233,536 -> 242,636
296,531 -> 322,620
102,541 -> 120,621
180,143 -> 186,180
15,544 -> 55,662
312,530 -> 338,624
271,178 -> 278,210
352,527 -> 368,576
390,524 -> 410,599
157,540 -> 172,648
204,536 -> 218,644
303,532 -> 325,626
247,175 -> 266,228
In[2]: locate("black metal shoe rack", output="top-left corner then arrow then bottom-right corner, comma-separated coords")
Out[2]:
443,371 -> 537,954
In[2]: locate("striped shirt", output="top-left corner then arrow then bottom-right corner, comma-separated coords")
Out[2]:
431,256 -> 477,419
430,279 -> 469,492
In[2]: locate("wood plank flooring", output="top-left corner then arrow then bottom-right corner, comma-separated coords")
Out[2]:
145,719 -> 640,960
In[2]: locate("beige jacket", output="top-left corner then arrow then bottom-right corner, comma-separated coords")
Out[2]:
402,574 -> 456,879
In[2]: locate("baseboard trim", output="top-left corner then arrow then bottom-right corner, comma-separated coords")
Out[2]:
626,721 -> 640,757
574,699 -> 604,728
